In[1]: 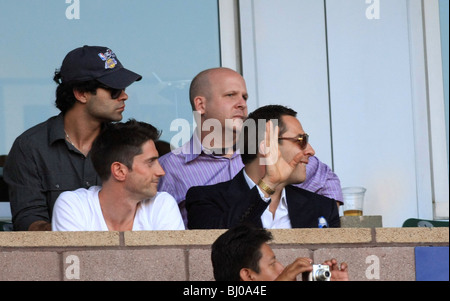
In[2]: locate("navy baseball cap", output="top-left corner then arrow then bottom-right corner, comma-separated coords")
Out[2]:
59,45 -> 142,89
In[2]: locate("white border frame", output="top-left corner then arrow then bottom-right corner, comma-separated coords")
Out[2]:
423,0 -> 449,219
219,0 -> 241,72
407,0 -> 434,220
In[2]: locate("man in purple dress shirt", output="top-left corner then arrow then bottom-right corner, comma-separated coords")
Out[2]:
158,67 -> 342,227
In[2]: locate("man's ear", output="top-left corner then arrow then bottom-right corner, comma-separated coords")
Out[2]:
110,162 -> 128,181
73,88 -> 89,104
239,268 -> 257,281
193,96 -> 206,114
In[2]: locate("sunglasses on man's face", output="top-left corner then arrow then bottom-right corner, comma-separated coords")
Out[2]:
278,133 -> 309,149
97,84 -> 125,99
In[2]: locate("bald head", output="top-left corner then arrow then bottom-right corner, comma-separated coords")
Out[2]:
189,67 -> 243,111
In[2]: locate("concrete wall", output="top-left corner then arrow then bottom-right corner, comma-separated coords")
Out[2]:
0,228 -> 448,281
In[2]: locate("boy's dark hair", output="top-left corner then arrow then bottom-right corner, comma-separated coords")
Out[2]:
54,70 -> 100,114
211,224 -> 273,281
239,104 -> 297,164
90,119 -> 161,181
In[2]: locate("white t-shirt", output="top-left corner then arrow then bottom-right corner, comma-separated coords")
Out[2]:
52,186 -> 185,231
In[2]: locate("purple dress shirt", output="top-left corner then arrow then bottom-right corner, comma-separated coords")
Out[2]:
158,132 -> 343,227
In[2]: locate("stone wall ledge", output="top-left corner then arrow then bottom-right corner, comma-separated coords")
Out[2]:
0,228 -> 448,281
0,227 -> 448,248
375,227 -> 449,243
0,231 -> 120,247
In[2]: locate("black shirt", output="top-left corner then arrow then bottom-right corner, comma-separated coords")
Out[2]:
3,113 -> 101,230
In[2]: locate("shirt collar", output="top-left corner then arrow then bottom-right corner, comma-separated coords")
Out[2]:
181,129 -> 241,163
242,168 -> 257,189
181,129 -> 203,163
48,113 -> 66,146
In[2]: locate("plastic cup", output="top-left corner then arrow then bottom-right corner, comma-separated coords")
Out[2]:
342,187 -> 366,216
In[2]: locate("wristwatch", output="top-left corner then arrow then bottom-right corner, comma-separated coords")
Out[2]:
257,179 -> 275,195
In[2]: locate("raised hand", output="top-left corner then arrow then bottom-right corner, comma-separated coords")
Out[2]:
275,257 -> 314,281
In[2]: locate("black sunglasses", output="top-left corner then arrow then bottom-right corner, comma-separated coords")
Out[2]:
97,84 -> 124,99
278,133 -> 309,149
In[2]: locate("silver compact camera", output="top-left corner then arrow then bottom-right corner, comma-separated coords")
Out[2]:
308,264 -> 331,281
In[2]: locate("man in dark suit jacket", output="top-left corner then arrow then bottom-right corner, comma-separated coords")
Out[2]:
186,105 -> 340,229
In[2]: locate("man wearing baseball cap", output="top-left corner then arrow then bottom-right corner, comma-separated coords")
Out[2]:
3,45 -> 142,231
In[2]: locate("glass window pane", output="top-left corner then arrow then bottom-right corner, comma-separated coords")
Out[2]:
0,0 -> 221,155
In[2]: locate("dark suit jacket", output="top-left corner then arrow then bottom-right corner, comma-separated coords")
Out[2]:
186,169 -> 340,229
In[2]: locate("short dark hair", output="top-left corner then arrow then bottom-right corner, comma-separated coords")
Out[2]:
91,119 -> 161,181
239,105 -> 297,164
54,70 -> 100,114
211,224 -> 273,281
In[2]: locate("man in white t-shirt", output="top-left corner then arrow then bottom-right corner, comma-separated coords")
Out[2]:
52,119 -> 185,231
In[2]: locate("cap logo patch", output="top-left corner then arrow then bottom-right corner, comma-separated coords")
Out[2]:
98,49 -> 118,70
